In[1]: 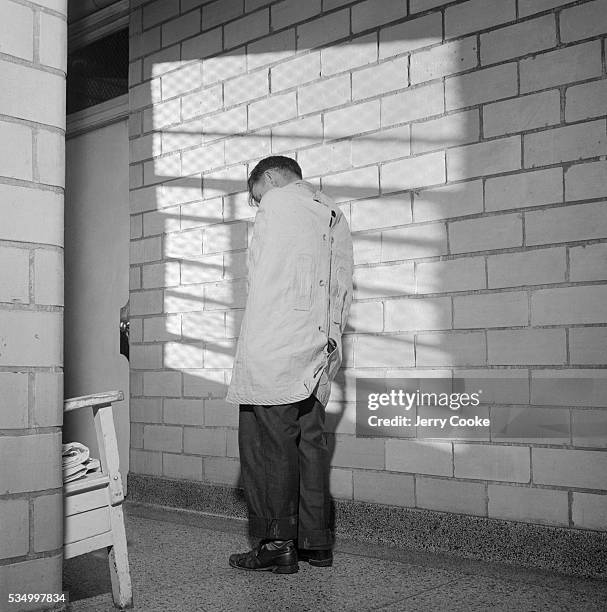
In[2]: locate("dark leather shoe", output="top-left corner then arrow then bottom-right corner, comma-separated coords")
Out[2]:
229,539 -> 299,574
297,548 -> 333,567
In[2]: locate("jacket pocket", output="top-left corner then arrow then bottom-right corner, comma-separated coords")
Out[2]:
293,253 -> 314,311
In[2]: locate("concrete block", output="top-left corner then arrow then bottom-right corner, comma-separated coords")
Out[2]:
560,0 -> 607,43
0,498 -> 29,558
0,432 -> 61,494
527,201 -> 607,246
485,167 -> 562,212
163,452 -> 203,480
224,9 -> 269,49
324,100 -> 380,141
488,484 -> 568,525
488,328 -> 566,365
181,253 -> 224,285
143,0 -> 179,29
272,51 -> 320,93
565,160 -> 607,202
531,285 -> 607,325
484,90 -> 560,138
445,0 -> 515,38
381,221 -> 448,261
417,477 -> 486,516
0,373 -> 28,428
322,165 -> 379,203
382,151 -> 446,193
353,470 -> 415,507
480,14 -> 556,65
184,427 -> 226,456
0,120 -> 32,181
488,247 -> 566,288
570,243 -> 607,282
455,443 -> 530,482
413,179 -> 483,222
353,262 -> 414,299
379,12 -> 442,59
297,9 -> 350,50
34,248 -> 63,305
39,11 -> 67,71
350,195 -> 411,231
382,81 -> 444,127
247,29 -> 296,70
533,447 -> 607,489
0,246 -> 29,303
322,33 -> 377,76
33,493 -> 62,552
203,49 -> 247,86
572,409 -> 607,448
570,327 -> 607,365
454,291 -> 528,328
202,0 -> 243,31
130,343 -> 163,370
183,30 -> 221,65
131,398 -> 163,423
519,0 -> 576,16
525,120 -> 606,169
411,109 -> 480,155
143,371 -> 182,396
0,60 -> 65,128
144,424 -> 183,452
520,41 -> 602,93
572,492 -> 607,530
346,301 -> 383,333
351,0 -> 407,34
447,135 -> 521,181
416,256 -> 486,294
0,0 -> 33,61
164,342 -> 204,369
446,63 -> 517,111
449,212 -> 522,253
0,310 -> 62,367
410,37 -> 477,84
352,57 -> 408,101
352,125 -> 409,167
164,399 -> 204,427
298,74 -> 350,115
385,296 -> 452,331
131,289 -> 163,316
248,92 -> 296,130
271,0 -> 320,29
130,449 -> 162,475
332,434 -> 384,469
416,330 -> 486,366
272,115 -> 323,153
205,399 -> 239,427
162,10 -> 200,47
143,314 -> 181,342
329,467 -> 353,499
354,333 -> 415,367
565,79 -> 607,123
204,457 -> 240,485
386,439 -> 452,476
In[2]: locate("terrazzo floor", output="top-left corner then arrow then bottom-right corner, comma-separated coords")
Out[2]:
63,502 -> 607,611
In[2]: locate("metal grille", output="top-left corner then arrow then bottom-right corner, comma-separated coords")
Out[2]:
67,28 -> 129,114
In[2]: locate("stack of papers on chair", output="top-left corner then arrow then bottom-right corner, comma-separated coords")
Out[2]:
62,442 -> 102,483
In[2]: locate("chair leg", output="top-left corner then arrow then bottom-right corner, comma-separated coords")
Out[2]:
107,504 -> 133,609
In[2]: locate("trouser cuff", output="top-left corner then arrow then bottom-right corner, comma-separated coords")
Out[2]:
249,515 -> 299,540
297,528 -> 334,550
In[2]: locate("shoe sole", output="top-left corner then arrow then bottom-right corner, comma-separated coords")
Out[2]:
302,558 -> 333,567
229,560 -> 299,574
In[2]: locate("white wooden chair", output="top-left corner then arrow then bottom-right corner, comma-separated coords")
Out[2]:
63,390 -> 133,609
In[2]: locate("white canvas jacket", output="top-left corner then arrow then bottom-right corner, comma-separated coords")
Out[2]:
225,180 -> 353,407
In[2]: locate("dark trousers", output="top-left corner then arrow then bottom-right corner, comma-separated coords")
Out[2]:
238,394 -> 334,550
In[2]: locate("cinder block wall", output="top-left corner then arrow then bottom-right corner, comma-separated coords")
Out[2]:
128,0 -> 607,531
0,0 -> 66,607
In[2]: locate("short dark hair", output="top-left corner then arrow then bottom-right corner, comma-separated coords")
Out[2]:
247,156 -> 302,194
